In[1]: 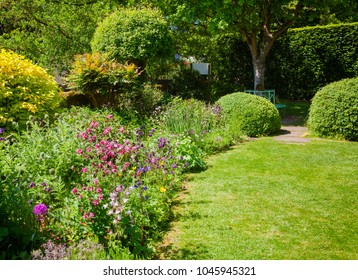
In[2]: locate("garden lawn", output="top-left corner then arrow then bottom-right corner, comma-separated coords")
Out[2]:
159,138 -> 358,260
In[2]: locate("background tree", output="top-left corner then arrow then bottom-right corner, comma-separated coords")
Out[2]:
147,0 -> 357,90
0,0 -> 120,73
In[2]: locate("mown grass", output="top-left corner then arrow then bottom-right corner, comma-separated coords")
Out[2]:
159,138 -> 358,260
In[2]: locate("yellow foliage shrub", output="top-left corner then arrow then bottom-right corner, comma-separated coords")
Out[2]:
0,49 -> 62,130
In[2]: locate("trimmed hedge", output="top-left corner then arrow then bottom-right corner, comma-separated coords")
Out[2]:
268,22 -> 358,100
205,23 -> 358,101
216,92 -> 281,137
307,77 -> 358,141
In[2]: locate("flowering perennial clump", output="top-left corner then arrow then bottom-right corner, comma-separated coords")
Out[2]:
23,112 -> 190,257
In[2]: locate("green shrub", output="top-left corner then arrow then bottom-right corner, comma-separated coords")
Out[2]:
160,98 -> 233,156
0,49 -> 62,131
161,98 -> 219,136
307,77 -> 358,141
216,92 -> 281,138
91,7 -> 174,71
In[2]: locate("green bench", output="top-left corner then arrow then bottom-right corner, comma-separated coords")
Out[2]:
244,89 -> 286,113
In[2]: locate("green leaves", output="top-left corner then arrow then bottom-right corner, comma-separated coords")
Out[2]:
307,77 -> 358,141
91,7 -> 174,66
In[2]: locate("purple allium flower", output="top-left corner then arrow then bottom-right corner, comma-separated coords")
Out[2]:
33,204 -> 48,215
0,128 -> 5,134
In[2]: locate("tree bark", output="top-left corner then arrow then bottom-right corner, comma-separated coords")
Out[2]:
252,54 -> 266,90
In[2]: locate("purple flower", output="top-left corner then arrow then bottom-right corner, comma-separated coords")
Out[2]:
157,137 -> 167,149
41,182 -> 47,187
29,182 -> 36,188
0,128 -> 5,134
33,204 -> 48,215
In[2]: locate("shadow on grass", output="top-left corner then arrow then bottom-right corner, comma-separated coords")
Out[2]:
158,243 -> 210,260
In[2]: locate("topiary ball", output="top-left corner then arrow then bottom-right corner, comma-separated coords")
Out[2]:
216,92 -> 281,138
307,77 -> 358,141
0,49 -> 62,131
91,7 -> 174,67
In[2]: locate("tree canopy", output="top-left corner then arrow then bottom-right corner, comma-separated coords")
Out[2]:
0,0 -> 119,72
147,0 -> 358,89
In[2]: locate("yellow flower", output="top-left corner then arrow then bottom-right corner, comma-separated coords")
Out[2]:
159,186 -> 166,193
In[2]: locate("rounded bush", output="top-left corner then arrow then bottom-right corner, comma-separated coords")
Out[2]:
216,92 -> 281,137
0,49 -> 62,130
91,8 -> 174,67
307,77 -> 358,141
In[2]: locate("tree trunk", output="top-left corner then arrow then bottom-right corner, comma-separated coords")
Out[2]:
252,55 -> 266,90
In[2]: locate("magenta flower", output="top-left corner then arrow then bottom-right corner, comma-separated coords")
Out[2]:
108,114 -> 113,119
90,120 -> 99,128
103,127 -> 111,135
72,188 -> 78,195
82,167 -> 88,173
93,200 -> 99,206
33,204 -> 48,215
76,149 -> 83,155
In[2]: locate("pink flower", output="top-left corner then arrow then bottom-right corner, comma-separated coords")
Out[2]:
72,188 -> 78,195
89,212 -> 94,218
93,178 -> 99,185
93,200 -> 99,206
82,186 -> 87,191
103,127 -> 112,135
90,120 -> 99,128
96,187 -> 102,193
108,114 -> 113,119
119,127 -> 124,133
76,149 -> 83,155
82,167 -> 88,173
81,132 -> 88,139
99,195 -> 103,201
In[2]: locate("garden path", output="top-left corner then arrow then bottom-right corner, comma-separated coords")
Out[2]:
274,114 -> 310,143
274,126 -> 310,143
